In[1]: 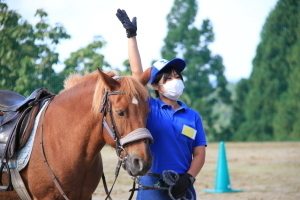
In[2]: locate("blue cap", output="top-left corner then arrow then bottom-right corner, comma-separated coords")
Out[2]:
150,58 -> 186,83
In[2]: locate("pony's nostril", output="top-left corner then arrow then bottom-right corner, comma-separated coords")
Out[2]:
133,157 -> 143,171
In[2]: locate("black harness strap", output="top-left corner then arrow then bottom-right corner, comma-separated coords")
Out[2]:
38,98 -> 70,200
101,173 -> 112,200
100,90 -> 127,200
103,159 -> 122,200
128,180 -> 137,200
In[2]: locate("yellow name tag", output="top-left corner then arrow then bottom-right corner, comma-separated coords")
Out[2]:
182,125 -> 197,140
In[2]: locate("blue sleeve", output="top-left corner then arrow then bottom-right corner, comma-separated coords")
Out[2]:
194,114 -> 207,147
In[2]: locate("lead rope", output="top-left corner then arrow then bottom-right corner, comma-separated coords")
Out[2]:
133,170 -> 194,200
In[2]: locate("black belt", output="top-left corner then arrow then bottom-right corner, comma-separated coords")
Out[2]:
148,172 -> 161,178
148,171 -> 184,178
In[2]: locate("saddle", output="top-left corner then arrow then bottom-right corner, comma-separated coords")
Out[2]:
0,87 -> 55,191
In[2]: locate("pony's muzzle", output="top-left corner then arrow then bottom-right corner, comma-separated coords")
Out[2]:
126,149 -> 153,177
120,128 -> 153,176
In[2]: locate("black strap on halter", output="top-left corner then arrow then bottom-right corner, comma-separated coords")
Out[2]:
100,89 -> 126,157
100,89 -> 129,200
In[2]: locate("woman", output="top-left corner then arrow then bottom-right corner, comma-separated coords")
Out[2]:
116,9 -> 207,200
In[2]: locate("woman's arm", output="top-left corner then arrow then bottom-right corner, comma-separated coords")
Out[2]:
187,145 -> 206,178
171,145 -> 206,199
128,36 -> 143,79
116,9 -> 143,79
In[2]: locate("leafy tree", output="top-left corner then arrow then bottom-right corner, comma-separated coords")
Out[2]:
161,0 -> 231,141
232,0 -> 300,141
229,79 -> 249,141
273,17 -> 300,140
0,3 -> 70,95
0,3 -> 111,95
62,36 -> 111,75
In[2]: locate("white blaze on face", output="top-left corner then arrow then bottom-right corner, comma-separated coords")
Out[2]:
132,97 -> 138,105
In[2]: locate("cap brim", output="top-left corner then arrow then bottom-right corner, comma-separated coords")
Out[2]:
163,58 -> 186,73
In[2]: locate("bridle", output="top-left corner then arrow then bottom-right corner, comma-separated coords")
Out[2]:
100,90 -> 128,162
100,89 -> 153,166
99,88 -> 153,200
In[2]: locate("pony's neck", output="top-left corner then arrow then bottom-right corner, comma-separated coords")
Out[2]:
47,79 -> 105,160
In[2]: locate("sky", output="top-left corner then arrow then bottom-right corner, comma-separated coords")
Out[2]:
7,0 -> 278,83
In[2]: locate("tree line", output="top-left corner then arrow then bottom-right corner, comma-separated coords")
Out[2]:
229,0 -> 300,141
1,0 -> 299,141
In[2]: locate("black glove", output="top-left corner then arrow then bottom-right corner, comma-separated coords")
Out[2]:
171,173 -> 195,199
116,9 -> 137,38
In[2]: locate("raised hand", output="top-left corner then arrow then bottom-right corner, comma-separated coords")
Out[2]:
116,9 -> 137,38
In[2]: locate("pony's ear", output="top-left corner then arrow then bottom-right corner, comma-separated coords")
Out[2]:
139,67 -> 152,86
97,68 -> 120,91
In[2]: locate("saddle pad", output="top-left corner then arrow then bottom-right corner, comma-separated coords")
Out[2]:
13,101 -> 49,171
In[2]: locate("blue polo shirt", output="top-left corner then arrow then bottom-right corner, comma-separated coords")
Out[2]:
147,97 -> 207,174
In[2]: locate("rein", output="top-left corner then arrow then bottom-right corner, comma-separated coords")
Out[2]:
38,97 -> 70,200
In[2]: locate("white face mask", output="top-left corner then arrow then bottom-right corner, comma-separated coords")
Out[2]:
159,79 -> 185,100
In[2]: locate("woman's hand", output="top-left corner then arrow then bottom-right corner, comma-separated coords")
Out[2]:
116,9 -> 137,38
116,9 -> 143,80
171,173 -> 195,199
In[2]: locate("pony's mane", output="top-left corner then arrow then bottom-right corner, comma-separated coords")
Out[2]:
63,73 -> 85,89
92,75 -> 149,115
63,70 -> 118,89
62,70 -> 149,116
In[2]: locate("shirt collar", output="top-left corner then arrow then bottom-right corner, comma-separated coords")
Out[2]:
157,98 -> 187,111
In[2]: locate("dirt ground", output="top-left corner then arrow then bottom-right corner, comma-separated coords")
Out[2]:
93,142 -> 300,200
0,141 -> 298,200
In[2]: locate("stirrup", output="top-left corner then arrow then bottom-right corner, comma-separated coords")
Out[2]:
0,162 -> 14,191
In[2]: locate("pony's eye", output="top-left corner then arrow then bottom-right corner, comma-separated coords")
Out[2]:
116,110 -> 125,117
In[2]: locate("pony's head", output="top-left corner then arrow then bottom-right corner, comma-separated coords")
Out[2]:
92,69 -> 153,176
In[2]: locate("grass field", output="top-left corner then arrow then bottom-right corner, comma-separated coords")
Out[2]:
93,142 -> 300,200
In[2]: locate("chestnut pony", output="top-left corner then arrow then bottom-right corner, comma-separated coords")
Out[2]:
1,69 -> 153,199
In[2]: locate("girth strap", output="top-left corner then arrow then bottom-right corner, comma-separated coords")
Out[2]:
10,160 -> 32,200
